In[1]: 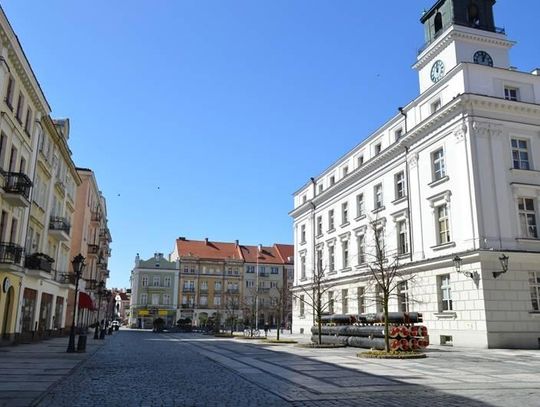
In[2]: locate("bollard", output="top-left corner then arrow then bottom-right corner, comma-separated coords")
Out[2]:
77,334 -> 87,352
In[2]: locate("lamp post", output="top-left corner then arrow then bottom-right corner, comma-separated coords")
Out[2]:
66,254 -> 86,353
493,254 -> 510,279
94,281 -> 105,339
453,255 -> 477,279
105,290 -> 113,335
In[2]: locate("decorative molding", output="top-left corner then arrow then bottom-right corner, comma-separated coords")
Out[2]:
407,153 -> 419,168
453,122 -> 467,143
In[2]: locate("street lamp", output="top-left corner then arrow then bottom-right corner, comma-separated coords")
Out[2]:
94,281 -> 105,339
453,255 -> 477,279
66,254 -> 86,353
493,254 -> 510,279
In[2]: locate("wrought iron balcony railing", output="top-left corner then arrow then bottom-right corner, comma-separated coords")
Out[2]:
2,171 -> 32,199
49,216 -> 71,233
0,242 -> 23,264
25,252 -> 54,273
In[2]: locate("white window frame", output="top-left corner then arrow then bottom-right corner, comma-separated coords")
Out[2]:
439,274 -> 452,311
341,202 -> 348,225
356,234 -> 365,265
511,138 -> 531,170
328,209 -> 335,230
141,293 -> 148,305
529,272 -> 540,311
341,289 -> 348,314
342,239 -> 349,269
432,148 -> 446,181
397,220 -> 409,255
357,287 -> 365,314
356,193 -> 364,218
395,171 -> 406,199
398,281 -> 410,312
437,204 -> 451,245
504,86 -> 519,101
328,245 -> 335,272
374,183 -> 383,210
316,215 -> 323,236
518,197 -> 538,238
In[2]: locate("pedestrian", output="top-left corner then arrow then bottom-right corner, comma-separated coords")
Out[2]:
264,323 -> 269,337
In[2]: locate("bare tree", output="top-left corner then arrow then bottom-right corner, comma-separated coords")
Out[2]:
268,284 -> 290,340
222,292 -> 241,335
364,219 -> 415,352
293,260 -> 340,345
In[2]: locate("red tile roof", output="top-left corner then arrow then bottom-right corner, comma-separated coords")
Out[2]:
240,245 -> 282,264
274,244 -> 294,264
176,238 -> 243,261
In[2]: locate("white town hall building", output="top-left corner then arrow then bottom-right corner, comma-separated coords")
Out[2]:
291,0 -> 540,348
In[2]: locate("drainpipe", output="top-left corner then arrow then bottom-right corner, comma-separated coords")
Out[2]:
399,108 -> 414,263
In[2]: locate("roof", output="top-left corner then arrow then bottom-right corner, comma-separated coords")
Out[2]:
176,239 -> 243,261
240,245 -> 282,265
118,292 -> 129,301
274,244 -> 294,264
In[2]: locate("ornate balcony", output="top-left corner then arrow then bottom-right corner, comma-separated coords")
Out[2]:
25,252 -> 54,273
182,287 -> 195,293
49,216 -> 71,241
0,243 -> 23,265
1,172 -> 32,207
90,211 -> 101,225
87,244 -> 99,257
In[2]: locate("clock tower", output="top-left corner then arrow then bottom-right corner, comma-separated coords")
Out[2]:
414,0 -> 515,93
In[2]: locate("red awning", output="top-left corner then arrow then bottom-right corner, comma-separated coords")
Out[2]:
78,292 -> 95,310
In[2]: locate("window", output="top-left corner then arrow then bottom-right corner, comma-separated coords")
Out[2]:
395,128 -> 403,141
200,281 -> 208,291
270,281 -> 278,288
431,99 -> 442,114
246,265 -> 255,273
375,228 -> 385,259
316,248 -> 323,272
398,281 -> 410,312
215,281 -> 222,291
342,289 -> 348,314
511,139 -> 530,170
300,255 -> 306,279
142,276 -> 148,287
342,240 -> 349,269
318,184 -> 323,194
437,204 -> 451,244
164,276 -> 171,287
151,294 -> 159,305
300,224 -> 306,243
374,184 -> 383,210
434,12 -> 443,34
356,194 -> 364,218
328,291 -> 334,314
246,280 -> 254,288
5,76 -> 14,109
163,294 -> 170,305
439,274 -> 452,311
518,198 -> 538,238
341,202 -> 348,224
15,92 -> 24,122
328,245 -> 335,272
152,276 -> 160,287
271,266 -> 279,274
24,107 -> 32,135
529,272 -> 540,311
374,143 -> 382,155
343,166 -> 349,177
302,195 -> 307,203
299,295 -> 305,317
141,293 -> 148,304
357,235 -> 365,264
328,209 -> 335,230
432,148 -> 446,181
330,176 -> 335,186
200,296 -> 208,306
316,216 -> 323,236
395,171 -> 406,199
214,296 -> 221,306
357,155 -> 364,167
357,287 -> 365,314
504,86 -> 519,101
397,220 -> 409,254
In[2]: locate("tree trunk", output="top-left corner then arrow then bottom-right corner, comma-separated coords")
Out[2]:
384,293 -> 390,352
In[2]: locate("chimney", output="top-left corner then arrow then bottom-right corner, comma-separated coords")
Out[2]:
235,239 -> 239,247
205,238 -> 209,245
178,236 -> 186,241
258,244 -> 262,253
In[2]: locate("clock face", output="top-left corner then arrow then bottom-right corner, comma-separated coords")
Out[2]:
473,50 -> 493,67
430,60 -> 445,83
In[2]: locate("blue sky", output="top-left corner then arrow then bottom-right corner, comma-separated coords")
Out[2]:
2,1 -> 539,288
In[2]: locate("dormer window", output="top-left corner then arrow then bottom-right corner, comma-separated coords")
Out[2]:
330,175 -> 335,186
468,3 -> 480,27
374,143 -> 382,155
395,129 -> 403,141
431,99 -> 442,114
358,155 -> 364,167
342,166 -> 349,177
434,12 -> 443,35
504,87 -> 519,102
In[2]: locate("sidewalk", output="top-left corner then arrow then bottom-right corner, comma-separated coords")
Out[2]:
0,333 -> 109,407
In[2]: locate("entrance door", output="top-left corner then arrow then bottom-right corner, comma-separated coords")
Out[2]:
2,286 -> 14,338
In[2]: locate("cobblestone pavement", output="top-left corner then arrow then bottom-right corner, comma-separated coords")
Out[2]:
36,330 -> 540,407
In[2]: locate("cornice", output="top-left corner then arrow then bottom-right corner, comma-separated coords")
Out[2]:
414,27 -> 514,71
0,13 -> 50,114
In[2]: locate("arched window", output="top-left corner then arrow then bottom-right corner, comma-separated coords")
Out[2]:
468,3 -> 480,26
434,12 -> 443,35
